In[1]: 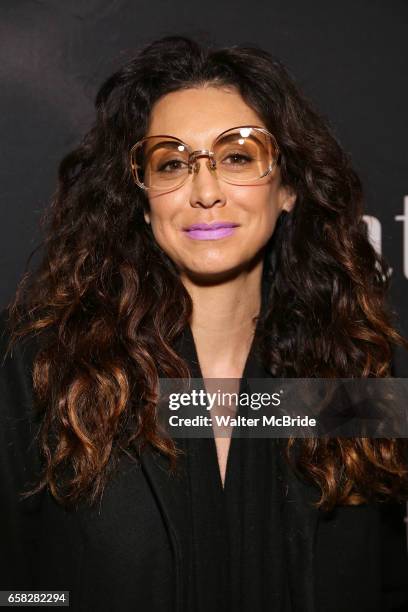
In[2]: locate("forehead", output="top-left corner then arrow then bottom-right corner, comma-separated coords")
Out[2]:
145,86 -> 265,146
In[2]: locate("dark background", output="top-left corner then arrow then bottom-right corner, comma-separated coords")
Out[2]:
0,0 -> 407,372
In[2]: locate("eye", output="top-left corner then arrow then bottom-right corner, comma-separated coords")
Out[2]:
157,159 -> 188,173
222,153 -> 253,165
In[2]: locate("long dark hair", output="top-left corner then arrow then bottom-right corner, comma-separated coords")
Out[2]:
5,35 -> 408,510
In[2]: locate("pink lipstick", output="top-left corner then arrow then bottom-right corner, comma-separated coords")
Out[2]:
183,221 -> 239,241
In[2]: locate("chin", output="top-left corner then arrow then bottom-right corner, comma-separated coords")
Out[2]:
182,261 -> 252,283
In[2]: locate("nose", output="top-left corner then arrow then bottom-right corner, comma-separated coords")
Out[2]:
188,157 -> 226,209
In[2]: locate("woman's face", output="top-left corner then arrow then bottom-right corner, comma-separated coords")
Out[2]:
143,86 -> 296,282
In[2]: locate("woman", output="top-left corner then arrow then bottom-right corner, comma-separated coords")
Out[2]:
1,35 -> 408,611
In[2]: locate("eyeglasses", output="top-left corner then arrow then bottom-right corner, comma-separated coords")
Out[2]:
129,125 -> 280,192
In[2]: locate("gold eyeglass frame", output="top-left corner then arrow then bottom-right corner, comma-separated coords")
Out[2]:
129,125 -> 281,191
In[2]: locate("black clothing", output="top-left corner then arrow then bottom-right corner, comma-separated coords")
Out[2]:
1,310 -> 408,611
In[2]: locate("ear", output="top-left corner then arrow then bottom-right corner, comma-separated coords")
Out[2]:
280,185 -> 297,213
143,210 -> 151,224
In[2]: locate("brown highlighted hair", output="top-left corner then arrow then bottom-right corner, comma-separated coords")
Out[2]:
5,35 -> 408,510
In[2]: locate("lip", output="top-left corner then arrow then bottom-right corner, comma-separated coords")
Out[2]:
183,226 -> 239,241
183,221 -> 239,231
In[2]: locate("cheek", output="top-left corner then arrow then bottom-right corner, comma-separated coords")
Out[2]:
235,186 -> 281,232
264,205 -> 281,236
146,197 -> 183,254
151,221 -> 176,258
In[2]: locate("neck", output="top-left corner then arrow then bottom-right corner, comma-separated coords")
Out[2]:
180,262 -> 263,378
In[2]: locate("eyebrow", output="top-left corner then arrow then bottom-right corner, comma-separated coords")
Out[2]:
143,128 -> 269,150
144,132 -> 216,147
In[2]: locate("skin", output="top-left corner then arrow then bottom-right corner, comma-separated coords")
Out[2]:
143,86 -> 296,485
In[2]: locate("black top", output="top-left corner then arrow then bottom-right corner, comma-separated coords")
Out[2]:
176,310 -> 292,612
183,436 -> 291,611
1,309 -> 408,611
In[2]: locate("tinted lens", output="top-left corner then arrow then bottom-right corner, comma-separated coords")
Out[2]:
132,136 -> 190,189
213,127 -> 277,183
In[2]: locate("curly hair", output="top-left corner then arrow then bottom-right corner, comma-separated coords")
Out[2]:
5,34 -> 408,510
